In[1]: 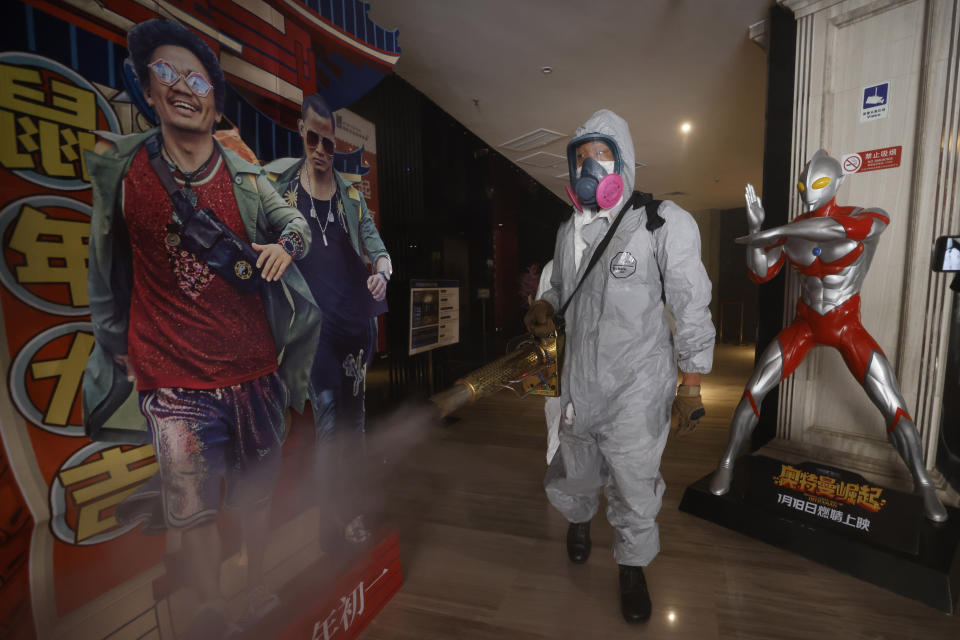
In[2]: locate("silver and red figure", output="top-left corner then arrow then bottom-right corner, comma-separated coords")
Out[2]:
709,149 -> 947,522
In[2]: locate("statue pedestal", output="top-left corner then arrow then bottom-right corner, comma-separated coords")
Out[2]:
680,455 -> 960,612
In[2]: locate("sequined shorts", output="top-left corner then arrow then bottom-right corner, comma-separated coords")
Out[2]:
139,371 -> 288,529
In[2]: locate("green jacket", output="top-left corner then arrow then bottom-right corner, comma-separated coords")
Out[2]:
264,157 -> 390,266
82,129 -> 322,443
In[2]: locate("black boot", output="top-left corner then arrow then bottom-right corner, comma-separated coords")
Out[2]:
618,564 -> 651,623
566,521 -> 591,564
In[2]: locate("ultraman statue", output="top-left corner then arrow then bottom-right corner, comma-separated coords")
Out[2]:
710,149 -> 947,523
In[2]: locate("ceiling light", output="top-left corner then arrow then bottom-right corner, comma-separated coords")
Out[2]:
680,122 -> 692,134
667,611 -> 677,623
541,66 -> 552,74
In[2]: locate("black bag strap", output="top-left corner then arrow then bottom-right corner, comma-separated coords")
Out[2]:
144,134 -> 195,224
145,135 -> 180,197
558,191 -> 662,317
645,198 -> 665,231
645,198 -> 667,302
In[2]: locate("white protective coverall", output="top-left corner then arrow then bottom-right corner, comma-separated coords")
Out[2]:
539,109 -> 715,566
536,260 -> 562,465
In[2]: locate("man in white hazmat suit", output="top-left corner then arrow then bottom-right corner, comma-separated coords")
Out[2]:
525,110 -> 714,623
536,260 -> 562,465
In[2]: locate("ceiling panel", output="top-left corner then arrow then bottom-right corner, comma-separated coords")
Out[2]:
368,0 -> 774,212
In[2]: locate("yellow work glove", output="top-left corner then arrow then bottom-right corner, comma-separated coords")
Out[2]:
672,385 -> 705,435
524,299 -> 556,338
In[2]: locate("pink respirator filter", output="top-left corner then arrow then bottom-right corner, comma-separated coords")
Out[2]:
565,185 -> 583,212
596,174 -> 624,210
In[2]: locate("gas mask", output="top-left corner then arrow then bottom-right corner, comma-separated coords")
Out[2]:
581,160 -> 616,177
565,134 -> 624,212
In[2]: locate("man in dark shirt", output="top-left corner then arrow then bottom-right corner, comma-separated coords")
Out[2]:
267,93 -> 391,546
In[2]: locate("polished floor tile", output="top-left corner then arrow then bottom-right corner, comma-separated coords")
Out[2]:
361,344 -> 960,639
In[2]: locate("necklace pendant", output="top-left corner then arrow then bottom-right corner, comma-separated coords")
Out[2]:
183,186 -> 198,207
327,210 -> 335,222
322,231 -> 328,247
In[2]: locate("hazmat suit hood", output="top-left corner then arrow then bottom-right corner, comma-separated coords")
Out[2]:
567,109 -> 636,198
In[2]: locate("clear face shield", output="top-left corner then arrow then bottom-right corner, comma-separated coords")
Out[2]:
565,134 -> 624,212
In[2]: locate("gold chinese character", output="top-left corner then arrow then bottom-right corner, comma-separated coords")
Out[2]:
30,331 -> 94,426
798,472 -> 818,494
856,485 -> 886,513
835,481 -> 860,506
0,65 -> 95,129
815,475 -> 837,498
0,110 -> 37,169
0,65 -> 97,179
8,204 -> 90,306
773,464 -> 803,490
58,445 -> 158,542
38,119 -> 95,179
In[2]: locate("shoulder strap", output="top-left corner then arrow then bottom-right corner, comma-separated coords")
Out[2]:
144,134 -> 197,225
645,199 -> 664,231
558,191 -> 651,317
644,199 -> 667,302
144,134 -> 180,197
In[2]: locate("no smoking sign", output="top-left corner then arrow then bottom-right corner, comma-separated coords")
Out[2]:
842,154 -> 863,173
841,146 -> 902,175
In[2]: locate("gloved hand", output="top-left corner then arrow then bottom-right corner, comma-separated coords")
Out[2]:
672,385 -> 705,435
524,299 -> 556,337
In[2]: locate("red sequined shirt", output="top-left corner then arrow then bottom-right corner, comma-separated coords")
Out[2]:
122,145 -> 277,390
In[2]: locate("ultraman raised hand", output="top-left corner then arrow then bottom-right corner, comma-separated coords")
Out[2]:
745,183 -> 765,234
710,150 -> 948,523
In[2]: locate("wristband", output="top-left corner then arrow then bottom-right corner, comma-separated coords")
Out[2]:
278,232 -> 304,259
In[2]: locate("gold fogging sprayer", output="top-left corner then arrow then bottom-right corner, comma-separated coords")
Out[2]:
429,333 -> 564,418
428,194 -> 656,419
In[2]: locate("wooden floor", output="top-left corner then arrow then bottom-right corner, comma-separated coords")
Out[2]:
360,344 -> 960,639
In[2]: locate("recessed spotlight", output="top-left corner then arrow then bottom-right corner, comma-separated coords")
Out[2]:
680,122 -> 692,134
667,611 -> 677,623
541,66 -> 553,74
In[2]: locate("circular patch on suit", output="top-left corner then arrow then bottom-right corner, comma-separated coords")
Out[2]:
610,251 -> 637,278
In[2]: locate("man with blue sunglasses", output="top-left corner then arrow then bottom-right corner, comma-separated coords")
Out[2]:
83,18 -> 320,638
